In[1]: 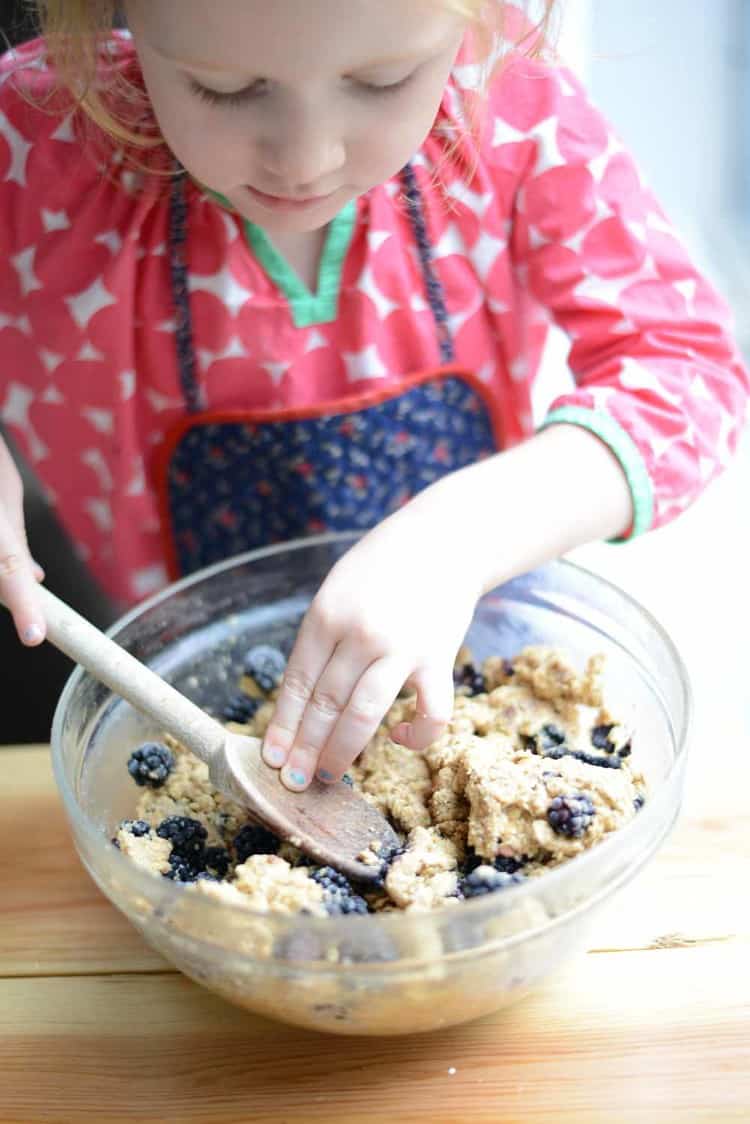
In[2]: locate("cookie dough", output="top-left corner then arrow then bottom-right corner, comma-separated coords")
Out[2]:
114,644 -> 646,917
212,854 -> 326,917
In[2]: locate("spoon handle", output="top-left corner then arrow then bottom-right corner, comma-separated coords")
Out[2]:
36,586 -> 226,765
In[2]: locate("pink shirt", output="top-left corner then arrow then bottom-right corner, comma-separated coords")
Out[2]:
1,35 -> 747,604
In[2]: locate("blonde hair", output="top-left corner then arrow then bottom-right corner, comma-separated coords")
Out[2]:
34,0 -> 558,159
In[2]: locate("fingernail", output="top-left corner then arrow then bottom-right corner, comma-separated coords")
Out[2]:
263,744 -> 286,768
22,624 -> 44,645
317,768 -> 334,783
392,725 -> 423,751
285,768 -> 307,788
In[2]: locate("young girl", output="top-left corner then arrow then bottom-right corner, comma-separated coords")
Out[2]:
0,0 -> 747,793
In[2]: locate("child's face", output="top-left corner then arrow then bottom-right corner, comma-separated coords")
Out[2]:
127,0 -> 465,234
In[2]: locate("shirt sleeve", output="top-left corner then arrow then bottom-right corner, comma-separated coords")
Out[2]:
483,56 -> 750,538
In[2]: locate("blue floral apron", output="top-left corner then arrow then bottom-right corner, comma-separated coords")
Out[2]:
158,164 -> 502,578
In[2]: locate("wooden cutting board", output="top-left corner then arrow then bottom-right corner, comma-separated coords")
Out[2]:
1,742 -> 748,1124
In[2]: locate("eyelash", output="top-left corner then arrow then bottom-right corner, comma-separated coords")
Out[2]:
359,73 -> 415,97
188,72 -> 415,108
189,78 -> 267,107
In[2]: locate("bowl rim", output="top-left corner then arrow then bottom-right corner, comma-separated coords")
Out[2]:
50,531 -> 692,940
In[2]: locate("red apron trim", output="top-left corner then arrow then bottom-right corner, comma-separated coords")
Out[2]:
153,365 -> 505,581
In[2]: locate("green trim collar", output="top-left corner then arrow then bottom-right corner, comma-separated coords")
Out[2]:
206,190 -> 356,329
244,201 -> 356,328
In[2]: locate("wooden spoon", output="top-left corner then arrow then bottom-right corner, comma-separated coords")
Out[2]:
17,587 -> 400,882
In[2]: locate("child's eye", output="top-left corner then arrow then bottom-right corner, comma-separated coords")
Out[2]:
188,77 -> 270,107
353,72 -> 416,96
188,70 -> 416,109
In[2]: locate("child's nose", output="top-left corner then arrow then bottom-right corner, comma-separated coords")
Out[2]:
259,108 -> 346,192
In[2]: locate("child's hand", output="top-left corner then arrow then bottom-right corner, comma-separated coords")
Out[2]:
260,425 -> 635,792
0,435 -> 46,645
261,483 -> 486,792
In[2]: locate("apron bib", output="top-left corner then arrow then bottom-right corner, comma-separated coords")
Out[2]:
156,164 -> 502,579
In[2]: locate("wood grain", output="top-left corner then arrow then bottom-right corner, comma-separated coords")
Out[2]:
1,746 -> 748,1123
1,747 -> 166,976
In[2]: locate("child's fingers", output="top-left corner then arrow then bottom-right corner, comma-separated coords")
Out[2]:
389,666 -> 454,751
288,654 -> 406,789
261,614 -> 337,769
17,522 -> 45,584
275,639 -> 371,790
0,507 -> 46,645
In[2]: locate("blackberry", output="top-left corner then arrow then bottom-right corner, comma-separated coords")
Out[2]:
574,749 -> 622,770
543,744 -> 568,760
311,866 -> 352,892
377,840 -> 403,865
233,823 -> 280,863
453,663 -> 486,696
591,723 -> 615,751
540,723 -> 566,749
324,891 -> 369,916
591,723 -> 632,760
524,725 -> 623,769
523,725 -> 566,755
204,846 -> 230,878
460,865 -> 525,898
493,854 -> 526,875
459,847 -> 484,876
156,816 -> 207,862
634,794 -> 645,811
127,742 -> 174,788
470,671 -> 487,695
382,840 -> 404,859
242,645 -> 286,694
120,819 -> 151,837
461,845 -> 519,881
371,843 -> 405,887
547,793 -> 596,838
221,693 -> 261,725
311,866 -> 369,915
165,854 -> 203,883
111,819 -> 150,846
539,745 -> 621,769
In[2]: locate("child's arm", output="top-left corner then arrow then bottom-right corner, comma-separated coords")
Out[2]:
0,432 -> 45,644
261,421 -> 632,791
501,56 -> 750,542
263,57 -> 750,793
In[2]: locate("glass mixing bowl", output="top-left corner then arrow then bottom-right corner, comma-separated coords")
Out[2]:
51,532 -> 690,1036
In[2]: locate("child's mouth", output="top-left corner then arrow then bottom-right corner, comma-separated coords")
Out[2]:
245,185 -> 337,212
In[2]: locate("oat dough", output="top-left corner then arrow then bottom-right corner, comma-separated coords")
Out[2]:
115,645 -> 646,915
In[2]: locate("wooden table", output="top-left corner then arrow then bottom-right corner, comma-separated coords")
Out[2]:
1,743 -> 748,1124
